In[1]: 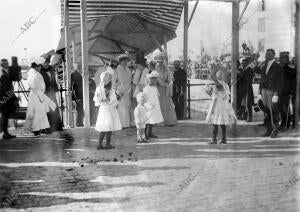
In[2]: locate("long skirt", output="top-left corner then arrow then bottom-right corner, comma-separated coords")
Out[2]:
45,91 -> 63,132
157,85 -> 177,126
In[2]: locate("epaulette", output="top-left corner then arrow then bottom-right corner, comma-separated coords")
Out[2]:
288,63 -> 295,69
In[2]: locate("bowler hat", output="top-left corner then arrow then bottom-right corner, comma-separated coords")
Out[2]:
135,57 -> 147,66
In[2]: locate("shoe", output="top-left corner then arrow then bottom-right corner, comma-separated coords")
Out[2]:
246,117 -> 252,122
97,144 -> 104,150
3,134 -> 16,139
219,139 -> 227,144
258,123 -> 265,127
270,130 -> 278,138
105,144 -> 115,149
209,139 -> 217,144
138,139 -> 148,143
149,134 -> 158,138
261,130 -> 272,137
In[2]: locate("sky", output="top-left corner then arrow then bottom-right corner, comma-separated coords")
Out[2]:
0,0 -> 233,64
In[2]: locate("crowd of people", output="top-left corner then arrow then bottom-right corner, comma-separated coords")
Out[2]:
0,56 -> 73,141
236,49 -> 297,138
0,48 -> 297,145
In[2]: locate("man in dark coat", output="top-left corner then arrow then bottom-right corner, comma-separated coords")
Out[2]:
71,65 -> 84,127
236,60 -> 247,120
278,52 -> 296,130
41,57 -> 63,133
172,60 -> 187,120
0,59 -> 17,138
256,49 -> 283,138
241,58 -> 255,122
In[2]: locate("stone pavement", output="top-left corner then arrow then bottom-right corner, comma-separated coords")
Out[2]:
0,120 -> 299,212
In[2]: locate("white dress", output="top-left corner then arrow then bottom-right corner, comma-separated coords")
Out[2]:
113,65 -> 132,128
143,85 -> 164,124
25,68 -> 50,131
94,89 -> 122,132
206,80 -> 237,125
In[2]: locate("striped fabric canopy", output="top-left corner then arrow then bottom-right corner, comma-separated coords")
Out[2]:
61,0 -> 184,31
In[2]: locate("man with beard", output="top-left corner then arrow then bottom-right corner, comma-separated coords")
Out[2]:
278,52 -> 296,130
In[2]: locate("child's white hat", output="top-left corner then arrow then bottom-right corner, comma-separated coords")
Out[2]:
146,70 -> 159,78
136,92 -> 148,102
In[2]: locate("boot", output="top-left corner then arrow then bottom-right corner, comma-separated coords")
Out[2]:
148,124 -> 157,138
97,132 -> 105,150
210,125 -> 218,144
261,118 -> 272,137
105,131 -> 115,149
145,124 -> 150,139
246,108 -> 252,122
220,125 -> 227,144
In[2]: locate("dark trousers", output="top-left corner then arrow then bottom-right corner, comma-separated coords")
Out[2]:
75,99 -> 84,127
279,95 -> 295,128
173,93 -> 185,119
1,112 -> 9,134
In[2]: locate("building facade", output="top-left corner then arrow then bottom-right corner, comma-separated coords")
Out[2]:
240,0 -> 296,59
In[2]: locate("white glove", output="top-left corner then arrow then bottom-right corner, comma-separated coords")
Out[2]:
257,94 -> 262,100
272,95 -> 278,103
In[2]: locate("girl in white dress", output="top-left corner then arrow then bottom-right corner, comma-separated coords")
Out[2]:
206,70 -> 236,144
25,63 -> 56,136
94,70 -> 122,150
143,71 -> 164,138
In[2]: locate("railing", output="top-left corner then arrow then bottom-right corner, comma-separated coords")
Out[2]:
186,79 -> 211,120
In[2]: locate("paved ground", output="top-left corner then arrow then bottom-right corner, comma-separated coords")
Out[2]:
0,120 -> 299,212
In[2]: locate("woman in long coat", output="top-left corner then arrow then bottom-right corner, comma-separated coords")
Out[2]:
25,63 -> 56,135
155,55 -> 177,126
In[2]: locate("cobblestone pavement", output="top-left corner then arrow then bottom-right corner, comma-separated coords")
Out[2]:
0,120 -> 299,212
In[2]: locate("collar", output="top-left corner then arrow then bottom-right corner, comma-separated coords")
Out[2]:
268,59 -> 275,65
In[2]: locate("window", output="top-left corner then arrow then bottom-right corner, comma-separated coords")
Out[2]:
258,39 -> 265,52
259,0 -> 266,12
258,18 -> 266,32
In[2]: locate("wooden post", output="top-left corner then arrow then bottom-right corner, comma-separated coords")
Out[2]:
164,35 -> 168,63
231,1 -> 239,114
295,0 -> 300,126
64,0 -> 73,127
72,33 -> 77,67
183,0 -> 188,119
80,0 -> 90,127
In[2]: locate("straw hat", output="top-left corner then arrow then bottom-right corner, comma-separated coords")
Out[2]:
118,54 -> 129,62
100,71 -> 113,86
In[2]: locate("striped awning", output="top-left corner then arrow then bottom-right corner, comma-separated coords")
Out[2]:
61,0 -> 184,31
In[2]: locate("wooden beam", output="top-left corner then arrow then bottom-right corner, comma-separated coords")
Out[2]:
183,0 -> 189,119
136,16 -> 164,52
188,0 -> 199,28
231,1 -> 239,114
295,0 -> 300,126
90,51 -> 136,54
80,0 -> 90,128
64,0 -> 73,127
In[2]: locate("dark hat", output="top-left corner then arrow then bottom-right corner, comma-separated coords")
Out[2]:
31,62 -> 38,68
135,57 -> 147,66
279,51 -> 289,57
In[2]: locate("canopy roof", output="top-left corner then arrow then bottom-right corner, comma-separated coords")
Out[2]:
57,0 -> 184,64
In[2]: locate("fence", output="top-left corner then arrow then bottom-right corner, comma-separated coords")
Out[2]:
186,79 -> 211,120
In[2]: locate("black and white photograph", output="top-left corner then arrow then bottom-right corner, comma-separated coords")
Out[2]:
0,0 -> 300,211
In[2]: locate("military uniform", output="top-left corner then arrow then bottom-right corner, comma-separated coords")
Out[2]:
279,63 -> 296,129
